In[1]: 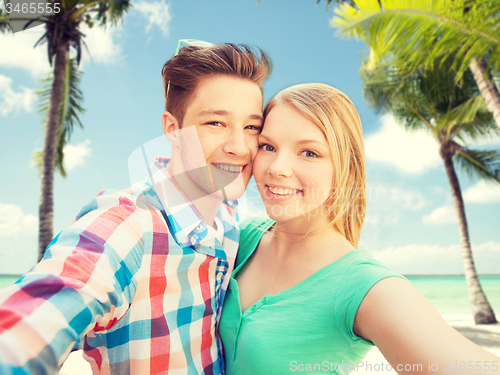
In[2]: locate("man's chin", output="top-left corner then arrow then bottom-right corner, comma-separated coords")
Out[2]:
212,180 -> 248,201
209,188 -> 245,201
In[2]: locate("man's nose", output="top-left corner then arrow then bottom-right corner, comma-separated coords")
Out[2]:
223,126 -> 251,157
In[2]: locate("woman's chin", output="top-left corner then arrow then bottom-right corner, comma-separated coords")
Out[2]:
263,206 -> 296,223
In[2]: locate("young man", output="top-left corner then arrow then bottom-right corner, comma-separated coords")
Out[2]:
0,42 -> 271,375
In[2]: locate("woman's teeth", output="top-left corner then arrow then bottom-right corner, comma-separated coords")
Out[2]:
268,186 -> 301,195
213,163 -> 243,172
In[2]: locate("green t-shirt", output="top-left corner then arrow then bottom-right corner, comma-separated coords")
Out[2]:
219,217 -> 406,374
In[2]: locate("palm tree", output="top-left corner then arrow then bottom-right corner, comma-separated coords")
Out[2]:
363,57 -> 500,324
33,56 -> 85,179
331,0 -> 500,128
1,0 -> 131,261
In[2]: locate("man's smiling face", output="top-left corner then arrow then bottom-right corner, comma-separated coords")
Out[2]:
172,74 -> 264,201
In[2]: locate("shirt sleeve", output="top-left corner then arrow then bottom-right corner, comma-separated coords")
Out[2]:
333,255 -> 407,343
0,190 -> 146,375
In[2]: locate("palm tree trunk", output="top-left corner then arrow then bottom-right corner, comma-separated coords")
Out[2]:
470,58 -> 500,129
38,42 -> 69,261
443,155 -> 497,324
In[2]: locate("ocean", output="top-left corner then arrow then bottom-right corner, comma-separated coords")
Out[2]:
0,274 -> 499,316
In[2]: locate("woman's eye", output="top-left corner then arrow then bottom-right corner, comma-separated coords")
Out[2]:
258,144 -> 275,152
301,150 -> 318,158
208,121 -> 224,127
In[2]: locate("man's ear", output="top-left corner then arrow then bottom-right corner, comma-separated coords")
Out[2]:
162,111 -> 180,146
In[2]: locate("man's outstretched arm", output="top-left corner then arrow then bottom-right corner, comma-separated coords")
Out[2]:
0,191 -> 145,375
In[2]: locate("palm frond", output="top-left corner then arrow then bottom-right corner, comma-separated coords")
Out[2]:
95,0 -> 131,26
361,57 -> 455,134
31,148 -> 67,177
454,148 -> 500,182
362,56 -> 464,113
35,56 -> 85,177
362,52 -> 499,145
0,7 -> 12,33
436,96 -> 486,131
315,0 -> 356,11
361,61 -> 413,112
332,0 -> 500,78
452,111 -> 500,144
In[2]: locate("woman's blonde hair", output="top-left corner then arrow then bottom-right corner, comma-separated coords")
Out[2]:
263,83 -> 366,248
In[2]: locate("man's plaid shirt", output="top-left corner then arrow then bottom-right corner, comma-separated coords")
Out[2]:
0,158 -> 239,374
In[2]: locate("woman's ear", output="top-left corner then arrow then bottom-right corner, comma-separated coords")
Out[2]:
162,111 -> 180,146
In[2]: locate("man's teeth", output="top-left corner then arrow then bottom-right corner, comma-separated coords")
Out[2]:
268,186 -> 301,195
213,163 -> 243,172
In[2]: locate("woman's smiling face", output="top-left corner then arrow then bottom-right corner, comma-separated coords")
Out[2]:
253,103 -> 335,222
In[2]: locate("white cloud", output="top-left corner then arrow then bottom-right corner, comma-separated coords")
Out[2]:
79,23 -> 123,65
365,183 -> 428,225
0,27 -> 51,77
387,186 -> 428,211
0,74 -> 35,116
371,241 -> 500,275
0,203 -> 38,237
0,20 -> 123,78
463,179 -> 500,204
63,139 -> 92,171
433,185 -> 446,195
475,241 -> 500,252
361,183 -> 429,245
0,203 -> 38,274
422,205 -> 457,226
135,0 -> 172,36
365,114 -> 441,174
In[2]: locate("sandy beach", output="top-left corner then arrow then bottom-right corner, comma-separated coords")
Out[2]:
57,315 -> 500,374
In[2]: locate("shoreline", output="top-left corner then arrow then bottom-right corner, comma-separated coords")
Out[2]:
58,315 -> 500,374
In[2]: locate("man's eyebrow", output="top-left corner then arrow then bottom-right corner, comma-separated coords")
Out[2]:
198,110 -> 230,117
197,110 -> 263,122
250,114 -> 264,122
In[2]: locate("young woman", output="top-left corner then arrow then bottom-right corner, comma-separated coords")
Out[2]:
219,83 -> 499,374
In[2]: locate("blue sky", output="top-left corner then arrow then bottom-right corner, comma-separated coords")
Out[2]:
1,0 -> 499,275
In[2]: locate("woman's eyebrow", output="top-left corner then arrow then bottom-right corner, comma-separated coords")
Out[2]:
259,134 -> 327,147
296,139 -> 326,146
258,133 -> 273,142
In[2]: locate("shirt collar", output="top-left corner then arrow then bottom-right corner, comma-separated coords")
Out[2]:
144,158 -> 238,248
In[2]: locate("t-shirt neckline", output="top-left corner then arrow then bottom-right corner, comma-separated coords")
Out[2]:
232,218 -> 364,312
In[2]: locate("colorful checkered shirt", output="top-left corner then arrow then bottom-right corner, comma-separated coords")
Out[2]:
0,158 -> 239,374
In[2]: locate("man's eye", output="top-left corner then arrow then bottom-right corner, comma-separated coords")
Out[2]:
301,150 -> 318,158
245,125 -> 262,131
258,144 -> 275,152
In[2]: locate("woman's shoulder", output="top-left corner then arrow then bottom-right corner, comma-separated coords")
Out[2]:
331,250 -> 407,341
339,249 -> 404,280
235,216 -> 274,270
343,248 -> 386,265
239,216 -> 275,242
319,249 -> 406,301
239,215 -> 274,230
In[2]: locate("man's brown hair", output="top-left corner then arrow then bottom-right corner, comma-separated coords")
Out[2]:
161,43 -> 272,126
